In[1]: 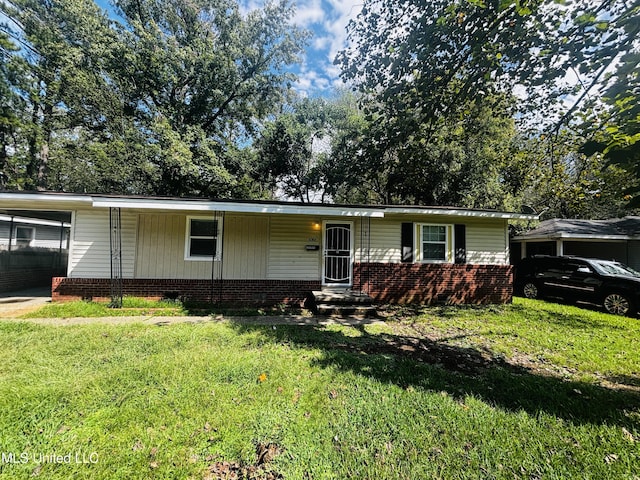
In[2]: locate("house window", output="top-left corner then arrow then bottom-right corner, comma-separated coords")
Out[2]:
185,217 -> 221,261
14,226 -> 35,246
419,224 -> 453,263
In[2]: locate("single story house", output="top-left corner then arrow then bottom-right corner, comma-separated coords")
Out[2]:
0,213 -> 71,292
511,217 -> 640,271
0,192 -> 536,304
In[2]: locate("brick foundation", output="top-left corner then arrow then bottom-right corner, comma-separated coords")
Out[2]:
353,262 -> 513,304
51,277 -> 321,305
52,263 -> 512,306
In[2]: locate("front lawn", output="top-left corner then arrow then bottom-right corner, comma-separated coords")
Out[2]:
0,298 -> 638,479
19,296 -> 298,318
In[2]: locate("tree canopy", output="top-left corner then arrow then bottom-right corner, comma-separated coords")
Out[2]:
332,0 -> 640,214
0,0 -> 307,197
1,0 -> 639,219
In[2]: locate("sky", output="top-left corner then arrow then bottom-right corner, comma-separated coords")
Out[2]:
269,0 -> 363,96
94,0 -> 362,98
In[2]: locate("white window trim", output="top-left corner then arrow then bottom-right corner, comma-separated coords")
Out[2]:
14,226 -> 35,246
416,223 -> 454,264
184,216 -> 222,261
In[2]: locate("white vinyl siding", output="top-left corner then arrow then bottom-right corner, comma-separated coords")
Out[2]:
0,222 -> 68,250
69,209 -> 137,278
268,216 -> 322,280
466,220 -> 508,264
365,218 -> 402,263
136,214 -> 268,279
223,215 -> 268,279
67,210 -> 510,281
364,215 -> 508,265
136,214 -> 212,279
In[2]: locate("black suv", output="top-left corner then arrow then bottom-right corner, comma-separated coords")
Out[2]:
514,255 -> 640,316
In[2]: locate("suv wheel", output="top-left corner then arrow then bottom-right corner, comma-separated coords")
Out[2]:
523,282 -> 539,299
603,292 -> 634,316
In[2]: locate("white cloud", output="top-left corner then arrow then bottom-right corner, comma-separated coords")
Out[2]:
292,0 -> 325,26
239,0 -> 362,96
313,34 -> 332,51
293,67 -> 332,96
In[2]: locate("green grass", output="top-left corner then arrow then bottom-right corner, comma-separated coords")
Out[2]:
19,296 -> 187,318
20,297 -> 298,318
396,297 -> 640,384
0,298 -> 639,479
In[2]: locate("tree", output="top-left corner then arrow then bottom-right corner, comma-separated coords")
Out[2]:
335,0 -> 640,211
581,34 -> 640,207
0,0 -> 307,196
0,31 -> 27,189
329,93 -> 525,208
514,130 -> 638,219
338,0 -> 638,135
1,0 -> 137,190
255,97 -> 337,202
111,0 -> 308,197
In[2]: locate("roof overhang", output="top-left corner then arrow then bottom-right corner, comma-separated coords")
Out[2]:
90,196 -> 386,217
0,192 -> 536,220
0,214 -> 71,228
0,192 -> 91,208
513,233 -> 633,242
385,207 -> 537,220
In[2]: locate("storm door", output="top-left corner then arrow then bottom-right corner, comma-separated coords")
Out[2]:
322,222 -> 353,286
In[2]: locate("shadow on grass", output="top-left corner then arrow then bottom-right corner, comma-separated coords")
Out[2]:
229,322 -> 640,429
180,301 -> 304,317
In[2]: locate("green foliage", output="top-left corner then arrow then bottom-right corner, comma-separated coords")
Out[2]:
513,130 -> 640,219
0,0 -> 307,196
255,97 -> 339,202
1,0 -> 637,216
333,0 -> 640,214
582,25 -> 640,206
329,93 -> 526,208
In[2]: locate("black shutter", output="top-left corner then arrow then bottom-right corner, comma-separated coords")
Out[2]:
454,224 -> 466,264
401,222 -> 414,263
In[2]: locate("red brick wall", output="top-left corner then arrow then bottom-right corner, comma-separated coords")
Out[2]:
353,262 -> 513,304
52,263 -> 512,305
51,277 -> 321,305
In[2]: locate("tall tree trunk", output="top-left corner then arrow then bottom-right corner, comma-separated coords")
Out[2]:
0,131 -> 7,188
26,106 -> 40,190
37,140 -> 49,190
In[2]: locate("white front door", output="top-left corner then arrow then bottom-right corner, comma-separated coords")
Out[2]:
322,221 -> 353,286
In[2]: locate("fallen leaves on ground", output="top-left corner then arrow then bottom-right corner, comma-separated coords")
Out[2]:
203,442 -> 283,480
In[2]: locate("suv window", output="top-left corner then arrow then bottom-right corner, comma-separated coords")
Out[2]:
534,258 -> 556,272
564,261 -> 591,274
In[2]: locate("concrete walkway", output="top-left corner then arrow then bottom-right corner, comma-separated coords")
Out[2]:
0,287 -> 52,317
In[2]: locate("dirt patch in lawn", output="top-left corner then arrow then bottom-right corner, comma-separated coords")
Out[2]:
203,443 -> 283,480
338,307 -> 640,394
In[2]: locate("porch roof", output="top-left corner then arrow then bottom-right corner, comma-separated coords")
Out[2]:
0,191 -> 537,220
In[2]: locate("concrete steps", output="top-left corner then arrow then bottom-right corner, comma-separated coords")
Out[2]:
309,289 -> 377,317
